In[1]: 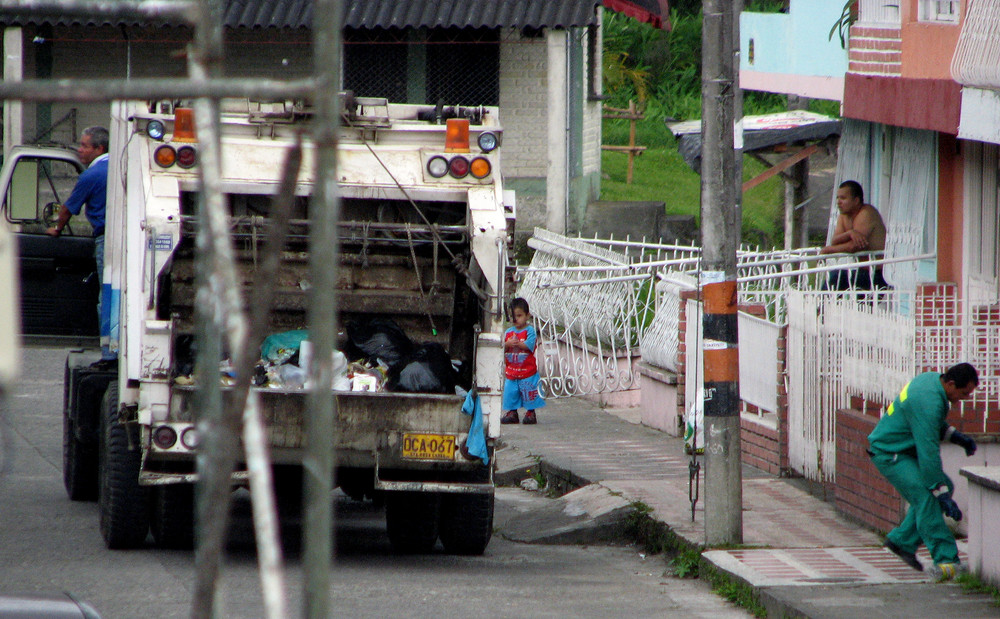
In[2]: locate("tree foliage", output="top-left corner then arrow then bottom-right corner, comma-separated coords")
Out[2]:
602,2 -> 828,124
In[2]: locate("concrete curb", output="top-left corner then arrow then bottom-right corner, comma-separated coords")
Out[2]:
701,552 -> 795,618
502,453 -> 781,615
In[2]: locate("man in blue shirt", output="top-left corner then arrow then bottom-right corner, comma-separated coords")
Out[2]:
46,126 -> 113,361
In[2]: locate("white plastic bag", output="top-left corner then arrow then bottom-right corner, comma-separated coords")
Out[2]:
684,386 -> 705,455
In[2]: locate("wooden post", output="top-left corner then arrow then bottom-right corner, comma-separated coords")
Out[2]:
627,99 -> 637,184
601,100 -> 647,185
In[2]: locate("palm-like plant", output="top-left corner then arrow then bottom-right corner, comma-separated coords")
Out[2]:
829,0 -> 858,48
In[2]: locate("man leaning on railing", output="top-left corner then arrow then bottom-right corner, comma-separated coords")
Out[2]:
820,180 -> 890,291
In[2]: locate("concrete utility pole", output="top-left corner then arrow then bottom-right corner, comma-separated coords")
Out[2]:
700,0 -> 743,545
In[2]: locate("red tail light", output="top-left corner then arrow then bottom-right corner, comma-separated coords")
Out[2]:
449,156 -> 470,178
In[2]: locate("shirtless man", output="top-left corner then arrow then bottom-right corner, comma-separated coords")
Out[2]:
821,180 -> 890,290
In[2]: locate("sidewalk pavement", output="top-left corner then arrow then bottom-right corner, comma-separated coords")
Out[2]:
494,397 -> 1000,618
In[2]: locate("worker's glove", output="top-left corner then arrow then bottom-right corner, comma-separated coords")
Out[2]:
950,430 -> 977,457
933,486 -> 963,522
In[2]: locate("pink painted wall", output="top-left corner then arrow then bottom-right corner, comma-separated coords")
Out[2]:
899,0 -> 964,79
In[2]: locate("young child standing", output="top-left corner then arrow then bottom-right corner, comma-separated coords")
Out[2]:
501,297 -> 545,424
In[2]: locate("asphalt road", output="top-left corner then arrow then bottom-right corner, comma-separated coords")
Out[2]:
0,346 -> 748,618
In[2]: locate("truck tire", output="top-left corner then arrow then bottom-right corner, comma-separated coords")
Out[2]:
62,357 -> 99,501
385,492 -> 440,554
98,382 -> 149,549
438,491 -> 494,555
273,465 -> 304,519
63,407 -> 98,501
150,484 -> 195,549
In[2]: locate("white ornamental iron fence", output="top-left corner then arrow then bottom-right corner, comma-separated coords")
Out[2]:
520,230 -> 1000,483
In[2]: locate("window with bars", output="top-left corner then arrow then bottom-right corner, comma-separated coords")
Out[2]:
343,28 -> 500,106
919,0 -> 960,23
857,0 -> 901,26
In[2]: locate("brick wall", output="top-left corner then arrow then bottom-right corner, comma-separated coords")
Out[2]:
498,34 -> 548,179
848,26 -> 901,76
674,290 -> 698,418
835,407 -> 904,533
741,409 -> 781,475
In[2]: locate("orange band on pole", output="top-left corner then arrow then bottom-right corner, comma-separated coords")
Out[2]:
702,280 -> 737,314
704,348 -> 739,382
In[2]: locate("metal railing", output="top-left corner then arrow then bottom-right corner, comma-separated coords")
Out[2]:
517,229 -> 929,402
951,0 -> 1000,90
521,231 -> 1000,482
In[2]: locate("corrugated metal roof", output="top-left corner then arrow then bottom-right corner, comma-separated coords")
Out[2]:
224,0 -> 312,29
344,1 -> 599,29
0,0 -> 601,30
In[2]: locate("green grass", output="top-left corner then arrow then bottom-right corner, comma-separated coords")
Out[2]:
957,573 -> 1000,606
600,117 -> 785,247
623,500 -> 772,616
702,562 -> 768,618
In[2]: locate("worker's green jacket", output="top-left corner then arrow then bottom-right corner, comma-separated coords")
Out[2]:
868,372 -> 950,491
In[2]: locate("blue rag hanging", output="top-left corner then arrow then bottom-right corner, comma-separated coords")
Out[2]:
461,389 -> 489,465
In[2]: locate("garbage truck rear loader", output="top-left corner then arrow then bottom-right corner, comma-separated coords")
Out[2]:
60,98 -> 510,554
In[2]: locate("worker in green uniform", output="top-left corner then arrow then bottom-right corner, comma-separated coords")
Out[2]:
868,363 -> 979,581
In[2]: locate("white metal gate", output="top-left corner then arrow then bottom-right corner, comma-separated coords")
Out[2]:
786,291 -> 830,482
786,289 -> 917,483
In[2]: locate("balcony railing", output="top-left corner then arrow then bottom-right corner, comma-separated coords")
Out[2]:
951,0 -> 1000,89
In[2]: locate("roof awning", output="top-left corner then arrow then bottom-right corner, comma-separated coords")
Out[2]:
603,0 -> 671,30
669,111 -> 841,191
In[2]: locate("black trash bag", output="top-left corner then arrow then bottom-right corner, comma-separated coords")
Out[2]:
387,342 -> 457,394
173,334 -> 197,378
344,318 -> 414,370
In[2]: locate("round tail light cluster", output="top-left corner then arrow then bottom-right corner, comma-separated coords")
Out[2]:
427,155 -> 492,180
151,424 -> 199,451
154,144 -> 198,169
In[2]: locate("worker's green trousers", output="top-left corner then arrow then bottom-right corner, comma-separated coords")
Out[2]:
870,451 -> 959,564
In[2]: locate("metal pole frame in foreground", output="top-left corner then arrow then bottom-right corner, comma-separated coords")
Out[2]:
0,0 -> 343,615
700,0 -> 743,546
304,0 -> 342,617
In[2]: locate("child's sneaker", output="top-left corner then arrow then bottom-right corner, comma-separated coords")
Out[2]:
522,411 -> 537,424
926,562 -> 966,581
500,410 -> 519,424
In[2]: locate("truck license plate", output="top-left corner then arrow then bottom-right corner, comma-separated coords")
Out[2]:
401,433 -> 456,461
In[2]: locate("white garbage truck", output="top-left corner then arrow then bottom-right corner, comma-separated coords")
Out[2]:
22,97 -> 511,554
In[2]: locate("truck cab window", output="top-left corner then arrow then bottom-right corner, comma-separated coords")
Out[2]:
6,157 -> 83,234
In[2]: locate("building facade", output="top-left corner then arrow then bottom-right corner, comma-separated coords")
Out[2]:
2,1 -> 669,241
738,0 -> 1000,533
